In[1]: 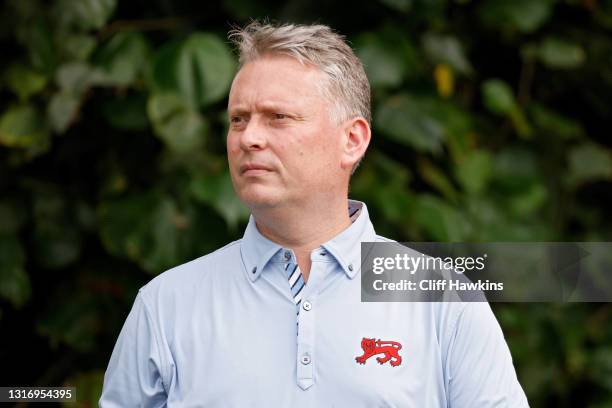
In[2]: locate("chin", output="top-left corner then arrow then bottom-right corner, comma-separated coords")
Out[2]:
237,187 -> 283,210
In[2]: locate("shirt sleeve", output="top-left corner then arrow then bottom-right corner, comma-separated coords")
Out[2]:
99,291 -> 168,407
445,302 -> 529,407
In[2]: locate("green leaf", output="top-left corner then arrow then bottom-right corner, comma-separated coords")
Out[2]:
455,150 -> 493,195
3,63 -> 48,101
181,33 -> 236,106
466,196 -> 550,241
17,18 -> 57,73
537,37 -> 586,69
98,191 -> 168,273
529,103 -> 583,139
507,183 -> 548,216
375,184 -> 413,225
356,34 -> 406,89
55,0 -> 117,31
47,91 -> 81,133
36,291 -> 101,352
478,0 -> 555,33
410,96 -> 473,141
151,33 -> 236,108
98,191 -> 155,267
413,195 -> 470,241
0,234 -> 30,308
375,94 -> 446,153
140,198 -> 183,273
492,148 -> 540,192
98,191 -> 218,274
422,33 -> 473,75
150,40 -> 182,90
57,64 -> 89,93
482,79 -> 516,115
101,93 -> 149,131
567,143 -> 612,187
189,170 -> 250,229
94,32 -> 150,86
61,34 -> 97,61
418,159 -> 458,202
29,189 -> 83,269
482,79 -> 531,137
147,92 -> 208,152
55,62 -> 100,94
32,222 -> 82,269
0,105 -> 49,148
350,151 -> 413,224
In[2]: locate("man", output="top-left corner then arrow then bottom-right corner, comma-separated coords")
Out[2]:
99,21 -> 529,407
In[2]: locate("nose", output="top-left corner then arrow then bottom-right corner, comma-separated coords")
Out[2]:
239,117 -> 267,151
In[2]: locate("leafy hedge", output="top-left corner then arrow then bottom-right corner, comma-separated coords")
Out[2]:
1,0 -> 611,406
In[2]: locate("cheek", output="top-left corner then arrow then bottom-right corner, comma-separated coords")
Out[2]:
296,142 -> 340,181
278,125 -> 341,174
226,135 -> 240,158
302,125 -> 337,152
313,132 -> 342,166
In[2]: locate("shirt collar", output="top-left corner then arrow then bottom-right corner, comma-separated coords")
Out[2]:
240,199 -> 376,282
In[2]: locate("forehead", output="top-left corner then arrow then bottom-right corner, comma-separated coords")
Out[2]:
228,55 -> 327,109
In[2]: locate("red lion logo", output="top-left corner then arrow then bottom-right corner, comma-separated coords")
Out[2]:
355,337 -> 402,367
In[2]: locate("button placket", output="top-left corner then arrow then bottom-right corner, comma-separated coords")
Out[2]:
296,302 -> 315,390
296,263 -> 325,391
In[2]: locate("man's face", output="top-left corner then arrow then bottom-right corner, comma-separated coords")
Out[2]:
227,55 -> 346,210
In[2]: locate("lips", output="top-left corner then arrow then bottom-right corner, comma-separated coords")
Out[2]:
240,163 -> 273,175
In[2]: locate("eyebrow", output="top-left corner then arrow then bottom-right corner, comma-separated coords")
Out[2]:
228,101 -> 299,116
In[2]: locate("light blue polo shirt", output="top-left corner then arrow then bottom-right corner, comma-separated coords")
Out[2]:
99,200 -> 528,407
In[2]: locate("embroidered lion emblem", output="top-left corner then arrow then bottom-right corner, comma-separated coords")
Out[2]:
355,337 -> 402,367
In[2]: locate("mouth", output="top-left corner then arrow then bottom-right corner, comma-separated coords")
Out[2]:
240,163 -> 273,176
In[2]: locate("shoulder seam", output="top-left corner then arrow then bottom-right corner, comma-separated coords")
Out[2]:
146,239 -> 243,285
215,239 -> 242,252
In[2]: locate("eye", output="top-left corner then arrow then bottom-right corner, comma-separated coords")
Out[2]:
273,113 -> 289,120
230,116 -> 243,124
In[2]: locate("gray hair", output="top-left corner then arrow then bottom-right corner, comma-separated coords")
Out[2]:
228,20 -> 371,128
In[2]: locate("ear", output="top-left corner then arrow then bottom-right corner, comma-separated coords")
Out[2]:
339,116 -> 371,171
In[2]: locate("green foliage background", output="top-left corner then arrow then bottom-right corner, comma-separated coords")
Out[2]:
1,0 -> 612,406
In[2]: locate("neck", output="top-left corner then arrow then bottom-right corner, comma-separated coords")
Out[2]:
253,196 -> 352,282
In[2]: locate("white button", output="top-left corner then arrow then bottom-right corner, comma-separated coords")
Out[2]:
303,301 -> 312,311
301,354 -> 311,365
284,251 -> 291,260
